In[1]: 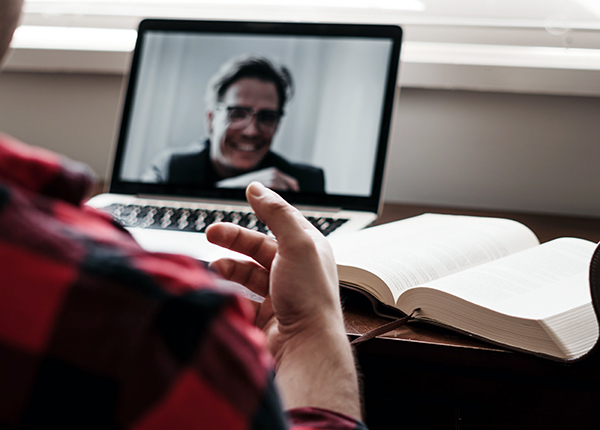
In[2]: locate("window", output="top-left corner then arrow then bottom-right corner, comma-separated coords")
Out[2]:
21,0 -> 600,32
9,0 -> 600,96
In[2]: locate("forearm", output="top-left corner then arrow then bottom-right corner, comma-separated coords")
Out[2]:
273,320 -> 362,421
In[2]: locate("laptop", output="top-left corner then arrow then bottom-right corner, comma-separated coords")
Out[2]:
87,19 -> 402,262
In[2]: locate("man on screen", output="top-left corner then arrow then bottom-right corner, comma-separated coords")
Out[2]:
145,55 -> 326,193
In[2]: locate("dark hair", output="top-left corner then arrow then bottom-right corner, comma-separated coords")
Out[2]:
206,55 -> 294,112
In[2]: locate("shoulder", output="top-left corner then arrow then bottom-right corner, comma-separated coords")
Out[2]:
0,181 -> 280,425
164,140 -> 209,165
144,140 -> 209,183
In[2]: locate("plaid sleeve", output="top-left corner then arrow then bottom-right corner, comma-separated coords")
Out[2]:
0,136 -> 369,430
0,133 -> 96,205
288,408 -> 369,430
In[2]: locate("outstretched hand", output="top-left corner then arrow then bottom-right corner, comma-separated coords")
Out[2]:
205,182 -> 361,419
206,182 -> 342,355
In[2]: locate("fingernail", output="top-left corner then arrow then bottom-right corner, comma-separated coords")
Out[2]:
247,182 -> 266,197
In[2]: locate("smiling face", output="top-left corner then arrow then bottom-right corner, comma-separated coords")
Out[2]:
207,77 -> 280,178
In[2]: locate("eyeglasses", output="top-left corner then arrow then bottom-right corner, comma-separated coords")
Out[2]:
218,105 -> 283,132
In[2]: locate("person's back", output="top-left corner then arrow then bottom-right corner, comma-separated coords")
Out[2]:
0,132 -> 365,428
0,2 -> 367,428
0,134 -> 283,427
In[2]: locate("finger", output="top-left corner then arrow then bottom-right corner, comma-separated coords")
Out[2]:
289,178 -> 300,192
280,173 -> 300,192
255,296 -> 275,331
274,176 -> 299,192
206,222 -> 277,270
245,182 -> 318,243
271,169 -> 300,192
209,258 -> 270,298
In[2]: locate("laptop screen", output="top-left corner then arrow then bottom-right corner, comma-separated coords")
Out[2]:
110,20 -> 402,212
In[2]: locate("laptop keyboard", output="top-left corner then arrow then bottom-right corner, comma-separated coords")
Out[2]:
102,203 -> 348,237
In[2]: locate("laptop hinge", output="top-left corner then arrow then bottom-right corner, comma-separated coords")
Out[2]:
135,194 -> 342,213
135,194 -> 251,207
134,194 -> 344,213
294,205 -> 342,213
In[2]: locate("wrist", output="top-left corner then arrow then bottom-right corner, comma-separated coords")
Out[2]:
272,321 -> 362,420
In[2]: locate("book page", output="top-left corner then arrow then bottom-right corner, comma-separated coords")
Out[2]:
395,238 -> 599,360
331,214 -> 539,302
413,237 -> 596,318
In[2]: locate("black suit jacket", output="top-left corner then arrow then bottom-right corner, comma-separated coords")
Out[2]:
147,141 -> 326,193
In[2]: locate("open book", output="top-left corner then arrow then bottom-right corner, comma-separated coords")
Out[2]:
330,213 -> 600,362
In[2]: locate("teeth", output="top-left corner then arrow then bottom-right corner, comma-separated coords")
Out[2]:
235,143 -> 258,152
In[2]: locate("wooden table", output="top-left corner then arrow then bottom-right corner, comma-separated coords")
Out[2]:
345,203 -> 600,430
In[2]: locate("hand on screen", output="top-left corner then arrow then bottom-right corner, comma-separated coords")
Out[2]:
215,167 -> 300,192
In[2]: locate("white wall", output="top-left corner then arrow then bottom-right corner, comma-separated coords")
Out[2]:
0,71 -> 123,180
387,88 -> 600,216
1,70 -> 599,217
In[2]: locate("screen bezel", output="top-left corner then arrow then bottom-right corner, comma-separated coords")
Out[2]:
109,19 -> 402,212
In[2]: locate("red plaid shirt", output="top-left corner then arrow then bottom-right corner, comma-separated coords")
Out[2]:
0,134 -> 367,430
